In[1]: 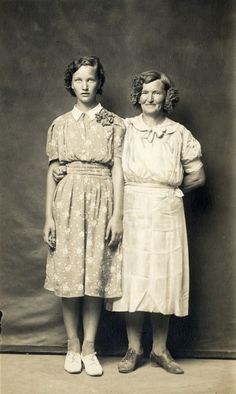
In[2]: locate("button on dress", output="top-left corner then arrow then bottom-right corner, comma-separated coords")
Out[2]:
107,115 -> 203,316
44,105 -> 125,298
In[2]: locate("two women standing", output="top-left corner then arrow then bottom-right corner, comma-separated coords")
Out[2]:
44,57 -> 205,376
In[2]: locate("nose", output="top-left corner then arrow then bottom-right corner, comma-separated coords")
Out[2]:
147,93 -> 153,102
82,81 -> 88,90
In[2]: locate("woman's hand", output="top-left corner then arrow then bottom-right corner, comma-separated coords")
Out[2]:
43,218 -> 56,250
53,165 -> 67,183
105,215 -> 123,248
182,167 -> 206,193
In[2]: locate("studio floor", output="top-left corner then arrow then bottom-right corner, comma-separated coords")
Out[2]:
1,354 -> 235,394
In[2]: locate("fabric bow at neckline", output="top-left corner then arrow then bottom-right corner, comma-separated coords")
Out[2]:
142,127 -> 167,142
128,115 -> 179,142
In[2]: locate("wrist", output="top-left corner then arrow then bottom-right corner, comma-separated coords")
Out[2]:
112,212 -> 123,220
45,215 -> 54,223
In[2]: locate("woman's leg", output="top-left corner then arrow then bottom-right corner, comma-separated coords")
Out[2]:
62,297 -> 82,373
151,313 -> 169,354
61,297 -> 81,352
82,296 -> 103,355
150,313 -> 184,374
118,312 -> 144,373
126,312 -> 144,353
81,296 -> 103,376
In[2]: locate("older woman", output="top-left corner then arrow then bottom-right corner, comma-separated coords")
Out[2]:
107,70 -> 205,374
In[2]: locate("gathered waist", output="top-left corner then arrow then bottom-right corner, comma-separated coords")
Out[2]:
125,182 -> 184,197
65,161 -> 111,177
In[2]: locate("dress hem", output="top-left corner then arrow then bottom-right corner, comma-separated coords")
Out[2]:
105,303 -> 189,317
44,286 -> 122,299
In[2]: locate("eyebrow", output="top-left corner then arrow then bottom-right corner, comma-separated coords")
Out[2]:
142,90 -> 162,93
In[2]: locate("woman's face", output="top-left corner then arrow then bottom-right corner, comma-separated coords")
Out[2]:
71,65 -> 100,106
139,79 -> 166,116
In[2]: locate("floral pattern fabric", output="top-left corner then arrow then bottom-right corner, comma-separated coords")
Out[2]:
45,105 -> 125,298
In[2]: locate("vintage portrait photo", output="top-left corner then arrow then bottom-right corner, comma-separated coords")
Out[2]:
1,1 -> 235,393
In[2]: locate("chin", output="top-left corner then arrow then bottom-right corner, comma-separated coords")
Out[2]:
143,109 -> 158,115
80,97 -> 92,103
143,107 -> 162,115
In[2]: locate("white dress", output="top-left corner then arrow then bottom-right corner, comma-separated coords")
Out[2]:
107,115 -> 203,316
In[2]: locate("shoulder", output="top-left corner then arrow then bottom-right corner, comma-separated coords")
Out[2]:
124,115 -> 142,129
164,118 -> 183,132
164,118 -> 195,139
101,108 -> 126,131
50,111 -> 72,127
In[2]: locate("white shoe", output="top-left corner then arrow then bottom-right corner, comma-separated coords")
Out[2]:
81,352 -> 103,376
64,351 -> 82,373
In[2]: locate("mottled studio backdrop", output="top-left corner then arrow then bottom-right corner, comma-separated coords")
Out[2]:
1,0 -> 235,357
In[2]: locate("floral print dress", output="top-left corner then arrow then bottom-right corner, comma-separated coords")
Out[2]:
44,104 -> 125,298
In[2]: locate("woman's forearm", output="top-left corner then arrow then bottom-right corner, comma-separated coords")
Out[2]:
45,161 -> 60,221
182,167 -> 206,193
111,157 -> 124,218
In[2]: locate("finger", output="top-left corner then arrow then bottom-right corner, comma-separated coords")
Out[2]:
44,235 -> 53,248
108,232 -> 116,247
54,174 -> 63,182
48,234 -> 56,249
118,234 -> 123,242
105,223 -> 111,240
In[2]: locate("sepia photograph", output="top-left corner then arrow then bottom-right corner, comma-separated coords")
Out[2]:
0,1 -> 235,393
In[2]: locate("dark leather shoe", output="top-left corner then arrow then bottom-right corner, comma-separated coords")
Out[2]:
150,349 -> 184,374
118,348 -> 143,373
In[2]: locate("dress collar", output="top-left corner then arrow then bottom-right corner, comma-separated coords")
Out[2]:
128,114 -> 179,142
72,103 -> 103,121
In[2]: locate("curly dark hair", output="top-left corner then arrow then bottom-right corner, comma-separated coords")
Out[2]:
130,70 -> 179,115
64,56 -> 105,96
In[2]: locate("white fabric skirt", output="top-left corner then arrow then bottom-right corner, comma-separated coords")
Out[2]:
107,183 -> 189,316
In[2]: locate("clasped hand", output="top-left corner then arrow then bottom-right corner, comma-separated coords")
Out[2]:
53,165 -> 67,183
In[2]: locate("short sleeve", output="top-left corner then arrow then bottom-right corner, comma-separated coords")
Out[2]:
46,121 -> 59,163
181,127 -> 203,173
113,117 -> 126,158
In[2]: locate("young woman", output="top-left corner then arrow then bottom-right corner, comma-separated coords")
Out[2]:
107,70 -> 205,374
43,56 -> 125,376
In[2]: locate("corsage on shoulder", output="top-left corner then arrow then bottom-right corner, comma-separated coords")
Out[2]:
95,109 -> 115,126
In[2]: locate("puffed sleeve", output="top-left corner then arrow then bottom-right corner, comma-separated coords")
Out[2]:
46,121 -> 59,164
181,127 -> 203,173
113,117 -> 126,158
